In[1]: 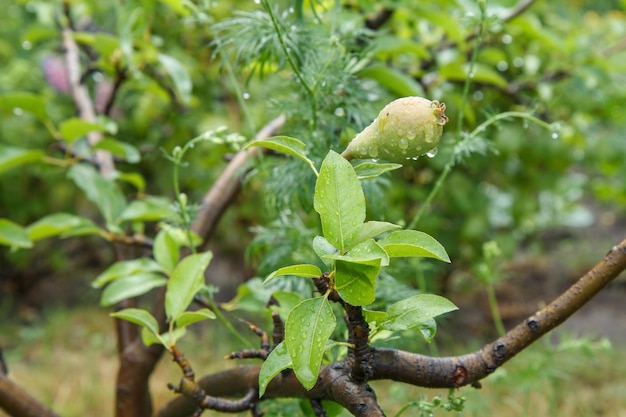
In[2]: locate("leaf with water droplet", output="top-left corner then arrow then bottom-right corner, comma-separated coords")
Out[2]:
258,341 -> 291,397
285,297 -> 336,390
381,294 -> 458,341
314,151 -> 365,254
333,257 -> 381,306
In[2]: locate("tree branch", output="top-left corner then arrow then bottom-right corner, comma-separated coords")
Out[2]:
191,114 -> 286,244
61,1 -> 115,177
0,374 -> 61,417
156,237 -> 626,416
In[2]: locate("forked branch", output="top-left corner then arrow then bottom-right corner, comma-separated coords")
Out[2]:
157,237 -> 626,417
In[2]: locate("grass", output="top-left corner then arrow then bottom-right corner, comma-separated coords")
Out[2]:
1,307 -> 626,417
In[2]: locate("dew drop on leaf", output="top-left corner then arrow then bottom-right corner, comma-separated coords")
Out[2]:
426,148 -> 438,158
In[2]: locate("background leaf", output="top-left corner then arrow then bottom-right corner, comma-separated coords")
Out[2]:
153,229 -> 180,275
174,308 -> 216,328
158,53 -> 192,105
165,251 -> 213,320
0,92 -> 48,120
27,213 -> 98,241
378,230 -> 450,262
67,163 -> 127,227
92,258 -> 165,288
100,273 -> 167,306
0,218 -> 31,248
59,118 -> 108,143
0,145 -> 43,174
381,294 -> 458,333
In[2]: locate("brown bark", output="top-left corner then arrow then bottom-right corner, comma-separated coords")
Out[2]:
0,374 -> 61,417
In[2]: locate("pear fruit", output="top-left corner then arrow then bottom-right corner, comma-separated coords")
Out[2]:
341,97 -> 448,162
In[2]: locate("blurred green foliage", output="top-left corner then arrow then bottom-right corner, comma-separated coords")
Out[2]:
1,0 -> 624,300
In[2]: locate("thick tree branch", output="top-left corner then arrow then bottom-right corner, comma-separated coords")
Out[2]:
0,374 -> 61,417
157,237 -> 626,417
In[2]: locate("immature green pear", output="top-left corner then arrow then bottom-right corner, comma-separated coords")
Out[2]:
341,97 -> 448,162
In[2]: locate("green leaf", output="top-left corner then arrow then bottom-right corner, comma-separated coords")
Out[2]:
264,264 -> 322,285
119,197 -> 172,222
314,151 -> 365,254
353,161 -> 403,180
381,294 -> 458,334
92,257 -> 165,288
0,92 -> 48,120
73,32 -> 120,57
165,251 -> 213,320
353,221 -> 401,248
100,273 -> 167,306
358,64 -> 425,97
157,0 -> 192,16
415,318 -> 438,343
346,239 -> 389,267
153,229 -> 180,275
59,118 -> 108,143
440,62 -> 508,89
26,213 -> 97,241
115,171 -> 146,192
259,341 -> 292,397
312,236 -> 338,269
244,136 -> 318,174
158,53 -> 192,105
93,138 -> 140,163
0,145 -> 43,175
111,308 -> 160,337
334,258 -> 380,306
362,308 -> 388,325
174,308 -> 216,328
68,164 -> 126,226
285,297 -> 336,390
378,230 -> 450,262
270,291 -> 305,321
0,218 -> 32,249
